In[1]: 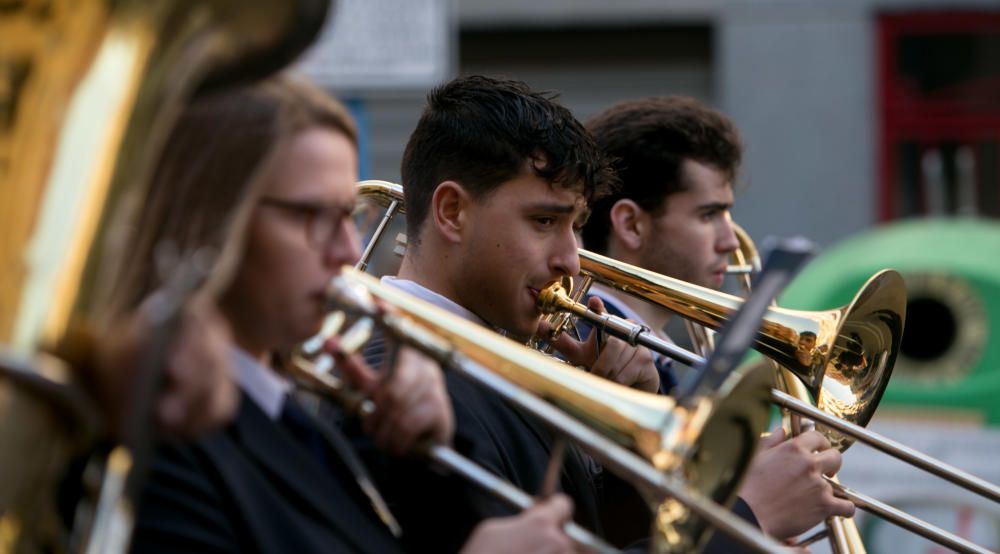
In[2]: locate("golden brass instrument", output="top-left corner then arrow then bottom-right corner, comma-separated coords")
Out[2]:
716,223 -> 865,554
722,227 -> 998,554
545,253 -> 997,554
287,306 -> 619,554
0,1 -> 330,551
354,180 -> 408,277
329,268 -> 785,553
574,248 -> 906,453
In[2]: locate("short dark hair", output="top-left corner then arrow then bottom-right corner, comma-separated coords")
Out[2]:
400,75 -> 616,241
580,96 -> 743,254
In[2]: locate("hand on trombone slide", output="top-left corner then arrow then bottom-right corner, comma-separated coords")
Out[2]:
460,495 -> 583,554
325,334 -> 454,457
739,427 -> 855,541
537,296 -> 660,393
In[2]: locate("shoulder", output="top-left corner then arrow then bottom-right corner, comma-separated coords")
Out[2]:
131,429 -> 243,553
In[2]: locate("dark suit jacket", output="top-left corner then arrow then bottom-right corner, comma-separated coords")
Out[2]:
131,392 -> 404,554
355,295 -> 761,553
355,330 -> 607,552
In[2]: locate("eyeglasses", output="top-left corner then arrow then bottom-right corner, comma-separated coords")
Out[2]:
258,196 -> 356,248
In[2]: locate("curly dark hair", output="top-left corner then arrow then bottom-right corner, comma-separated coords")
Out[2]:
400,75 -> 617,242
580,96 -> 743,254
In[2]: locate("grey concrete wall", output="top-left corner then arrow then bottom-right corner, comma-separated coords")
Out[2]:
716,5 -> 876,248
454,0 -> 1000,248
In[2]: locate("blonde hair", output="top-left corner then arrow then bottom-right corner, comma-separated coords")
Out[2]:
105,73 -> 357,321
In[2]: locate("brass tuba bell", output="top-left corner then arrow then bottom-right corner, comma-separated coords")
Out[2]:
0,1 -> 331,551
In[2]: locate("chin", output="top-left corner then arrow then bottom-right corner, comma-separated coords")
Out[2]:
513,316 -> 543,342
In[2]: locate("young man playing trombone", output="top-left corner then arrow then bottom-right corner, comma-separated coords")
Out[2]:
361,74 -> 753,552
580,95 -> 856,542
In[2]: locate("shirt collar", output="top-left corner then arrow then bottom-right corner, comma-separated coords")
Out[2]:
231,347 -> 292,420
590,284 -> 649,328
590,284 -> 674,343
380,276 -> 490,326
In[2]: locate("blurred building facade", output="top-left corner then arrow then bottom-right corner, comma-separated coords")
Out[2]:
322,0 -> 1000,248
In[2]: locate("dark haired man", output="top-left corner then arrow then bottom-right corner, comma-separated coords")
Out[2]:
362,75 -> 660,551
581,96 -> 856,541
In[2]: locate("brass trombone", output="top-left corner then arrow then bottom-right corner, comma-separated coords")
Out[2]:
350,180 -> 996,552
726,222 -> 866,554
324,268 -> 788,553
286,312 -> 619,554
538,252 -> 998,554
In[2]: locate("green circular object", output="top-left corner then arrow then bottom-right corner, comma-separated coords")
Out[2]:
779,218 -> 1000,426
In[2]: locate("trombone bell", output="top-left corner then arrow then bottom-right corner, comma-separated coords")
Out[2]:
577,249 -> 907,451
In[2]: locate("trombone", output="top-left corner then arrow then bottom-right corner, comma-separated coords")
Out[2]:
352,180 -> 997,552
321,267 -> 790,553
537,252 -> 998,554
286,316 -> 618,554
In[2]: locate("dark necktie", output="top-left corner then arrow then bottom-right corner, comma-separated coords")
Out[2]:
279,390 -> 402,536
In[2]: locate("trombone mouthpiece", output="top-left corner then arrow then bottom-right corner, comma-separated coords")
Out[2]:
537,277 -> 573,314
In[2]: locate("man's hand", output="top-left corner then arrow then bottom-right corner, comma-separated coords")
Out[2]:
158,295 -> 238,435
332,343 -> 453,456
460,495 -> 581,554
738,428 -> 856,540
96,294 -> 238,439
540,296 -> 659,392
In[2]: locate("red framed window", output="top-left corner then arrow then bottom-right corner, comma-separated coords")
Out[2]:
878,12 -> 1000,220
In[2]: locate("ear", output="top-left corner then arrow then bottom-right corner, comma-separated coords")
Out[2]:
430,181 -> 469,244
608,199 -> 646,251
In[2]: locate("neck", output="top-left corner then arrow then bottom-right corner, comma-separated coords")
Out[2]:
219,295 -> 272,366
231,331 -> 270,367
397,241 -> 462,306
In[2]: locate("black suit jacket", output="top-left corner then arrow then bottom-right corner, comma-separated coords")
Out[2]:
355,295 -> 761,553
131,392 -> 404,554
357,330 -> 625,552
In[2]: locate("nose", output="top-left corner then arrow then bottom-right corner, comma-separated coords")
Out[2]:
549,226 -> 581,278
323,217 -> 362,271
716,214 -> 740,255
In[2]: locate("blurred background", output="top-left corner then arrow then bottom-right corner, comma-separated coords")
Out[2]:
297,1 -> 1000,551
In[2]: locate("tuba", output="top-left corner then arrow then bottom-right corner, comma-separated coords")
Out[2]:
0,1 -> 330,551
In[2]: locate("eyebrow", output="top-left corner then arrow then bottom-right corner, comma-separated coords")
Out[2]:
269,197 -> 358,218
523,202 -> 583,215
696,201 -> 732,212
